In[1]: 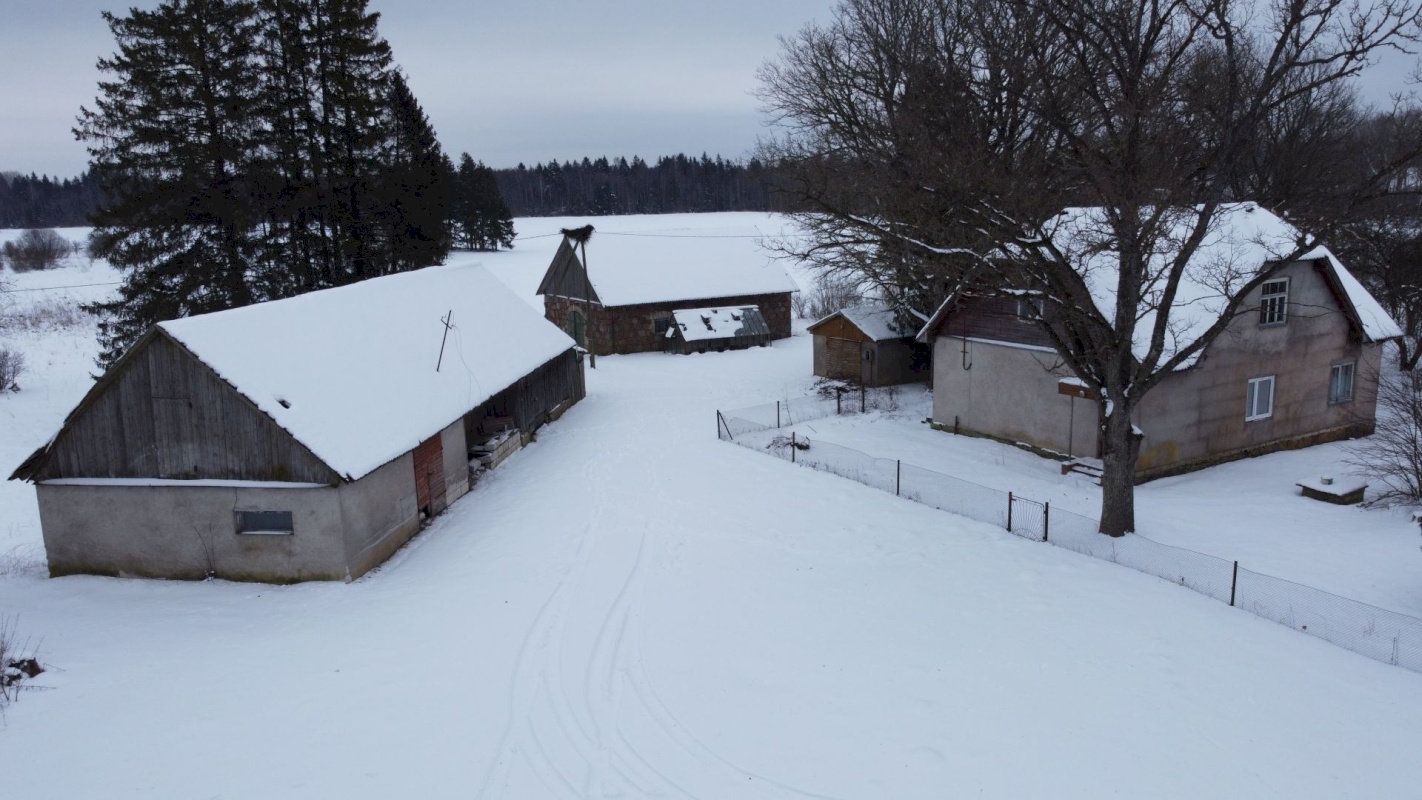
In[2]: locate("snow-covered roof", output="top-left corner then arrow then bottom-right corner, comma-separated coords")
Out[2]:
810,303 -> 910,342
918,204 -> 1401,361
157,263 -> 575,481
552,227 -> 800,306
671,305 -> 770,342
1049,203 -> 1400,367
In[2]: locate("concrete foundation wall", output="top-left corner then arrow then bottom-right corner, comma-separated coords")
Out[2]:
440,419 -> 470,507
38,483 -> 349,582
340,453 -> 421,580
931,336 -> 1100,458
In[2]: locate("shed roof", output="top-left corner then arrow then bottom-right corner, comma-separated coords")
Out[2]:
539,226 -> 800,306
670,305 -> 770,342
809,303 -> 911,342
21,264 -> 575,483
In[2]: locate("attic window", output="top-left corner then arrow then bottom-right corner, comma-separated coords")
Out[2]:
1259,278 -> 1289,325
236,510 -> 294,535
1017,297 -> 1044,320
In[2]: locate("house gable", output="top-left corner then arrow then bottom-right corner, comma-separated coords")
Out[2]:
536,238 -> 602,304
807,314 -> 872,343
14,330 -> 338,484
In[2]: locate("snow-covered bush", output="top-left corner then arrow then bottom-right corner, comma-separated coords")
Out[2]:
0,346 -> 25,392
1349,369 -> 1422,506
3,229 -> 70,272
792,272 -> 862,320
0,616 -> 44,710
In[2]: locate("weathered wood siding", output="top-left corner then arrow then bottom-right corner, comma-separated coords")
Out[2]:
941,296 -> 1054,348
545,293 -> 793,355
34,333 -> 336,483
537,239 -> 602,303
467,349 -> 585,439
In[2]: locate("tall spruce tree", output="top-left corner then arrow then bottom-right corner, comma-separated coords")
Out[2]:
77,0 -> 264,368
450,153 -> 514,250
376,71 -> 452,272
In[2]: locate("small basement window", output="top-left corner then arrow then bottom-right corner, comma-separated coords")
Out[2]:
653,317 -> 672,334
1246,375 -> 1275,421
1259,278 -> 1289,325
1330,362 -> 1355,404
236,510 -> 294,535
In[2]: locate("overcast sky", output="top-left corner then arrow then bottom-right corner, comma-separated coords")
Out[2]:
1,0 -> 1418,179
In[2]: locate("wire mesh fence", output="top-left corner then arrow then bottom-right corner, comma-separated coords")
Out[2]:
718,398 -> 1422,675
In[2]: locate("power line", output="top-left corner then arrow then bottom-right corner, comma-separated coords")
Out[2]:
0,280 -> 121,294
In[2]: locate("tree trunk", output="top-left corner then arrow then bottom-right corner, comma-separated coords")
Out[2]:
1098,404 -> 1141,536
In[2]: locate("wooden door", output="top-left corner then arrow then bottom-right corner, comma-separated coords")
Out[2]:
413,434 -> 447,517
826,337 -> 862,381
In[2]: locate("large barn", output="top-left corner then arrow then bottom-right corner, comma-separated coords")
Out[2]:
536,226 -> 799,355
10,264 -> 584,583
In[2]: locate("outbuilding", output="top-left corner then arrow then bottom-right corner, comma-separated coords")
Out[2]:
10,264 -> 584,583
536,225 -> 799,355
807,303 -> 931,387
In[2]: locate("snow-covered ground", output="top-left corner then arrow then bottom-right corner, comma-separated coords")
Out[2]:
3,216 -> 1422,798
749,386 -> 1422,618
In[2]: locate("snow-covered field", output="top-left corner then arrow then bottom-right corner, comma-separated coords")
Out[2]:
3,215 -> 1422,798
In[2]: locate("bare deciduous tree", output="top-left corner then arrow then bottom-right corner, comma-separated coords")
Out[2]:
760,0 -> 1422,535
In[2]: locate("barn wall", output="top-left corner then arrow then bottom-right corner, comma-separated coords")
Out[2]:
38,482 -> 349,582
473,349 -> 586,434
38,334 -> 334,484
440,419 -> 470,507
545,293 -> 792,355
940,296 -> 1054,348
340,452 -> 421,580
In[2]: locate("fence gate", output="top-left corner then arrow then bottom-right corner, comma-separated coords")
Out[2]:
1008,494 -> 1047,542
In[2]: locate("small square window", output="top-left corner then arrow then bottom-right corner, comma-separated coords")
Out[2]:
1330,362 -> 1355,404
1016,296 -> 1044,320
236,510 -> 293,535
1246,376 -> 1275,421
1259,279 -> 1289,325
653,317 -> 672,334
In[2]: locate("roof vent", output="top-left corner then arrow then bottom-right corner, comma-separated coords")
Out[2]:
277,398 -> 291,409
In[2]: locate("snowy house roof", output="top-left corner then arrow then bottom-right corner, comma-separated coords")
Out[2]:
670,305 -> 771,342
537,226 -> 800,307
809,303 -> 911,342
917,203 -> 1401,366
18,264 -> 575,483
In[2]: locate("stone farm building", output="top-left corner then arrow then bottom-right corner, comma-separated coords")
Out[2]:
10,264 -> 584,583
536,226 -> 799,355
807,303 -> 932,387
916,203 -> 1402,481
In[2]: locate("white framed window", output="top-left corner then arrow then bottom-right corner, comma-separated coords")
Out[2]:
236,510 -> 294,535
1259,278 -> 1289,325
1329,362 -> 1355,404
1246,376 -> 1275,421
1016,296 -> 1044,320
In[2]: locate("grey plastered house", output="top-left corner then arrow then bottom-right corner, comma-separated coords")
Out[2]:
537,225 -> 799,355
916,203 -> 1402,480
10,264 -> 584,582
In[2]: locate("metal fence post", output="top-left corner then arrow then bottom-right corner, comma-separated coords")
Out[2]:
791,431 -> 796,463
777,400 -> 782,428
1043,501 -> 1050,542
836,391 -> 841,415
896,460 -> 901,496
860,384 -> 866,413
1230,561 -> 1239,607
1007,492 -> 1014,532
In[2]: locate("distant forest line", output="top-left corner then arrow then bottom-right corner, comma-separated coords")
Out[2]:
0,154 -> 792,230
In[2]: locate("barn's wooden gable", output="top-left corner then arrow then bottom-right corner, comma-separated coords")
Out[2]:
536,239 -> 601,304
14,331 -> 338,484
807,315 -> 873,343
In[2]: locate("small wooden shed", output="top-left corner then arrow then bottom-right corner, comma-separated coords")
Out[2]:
808,303 -> 930,387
